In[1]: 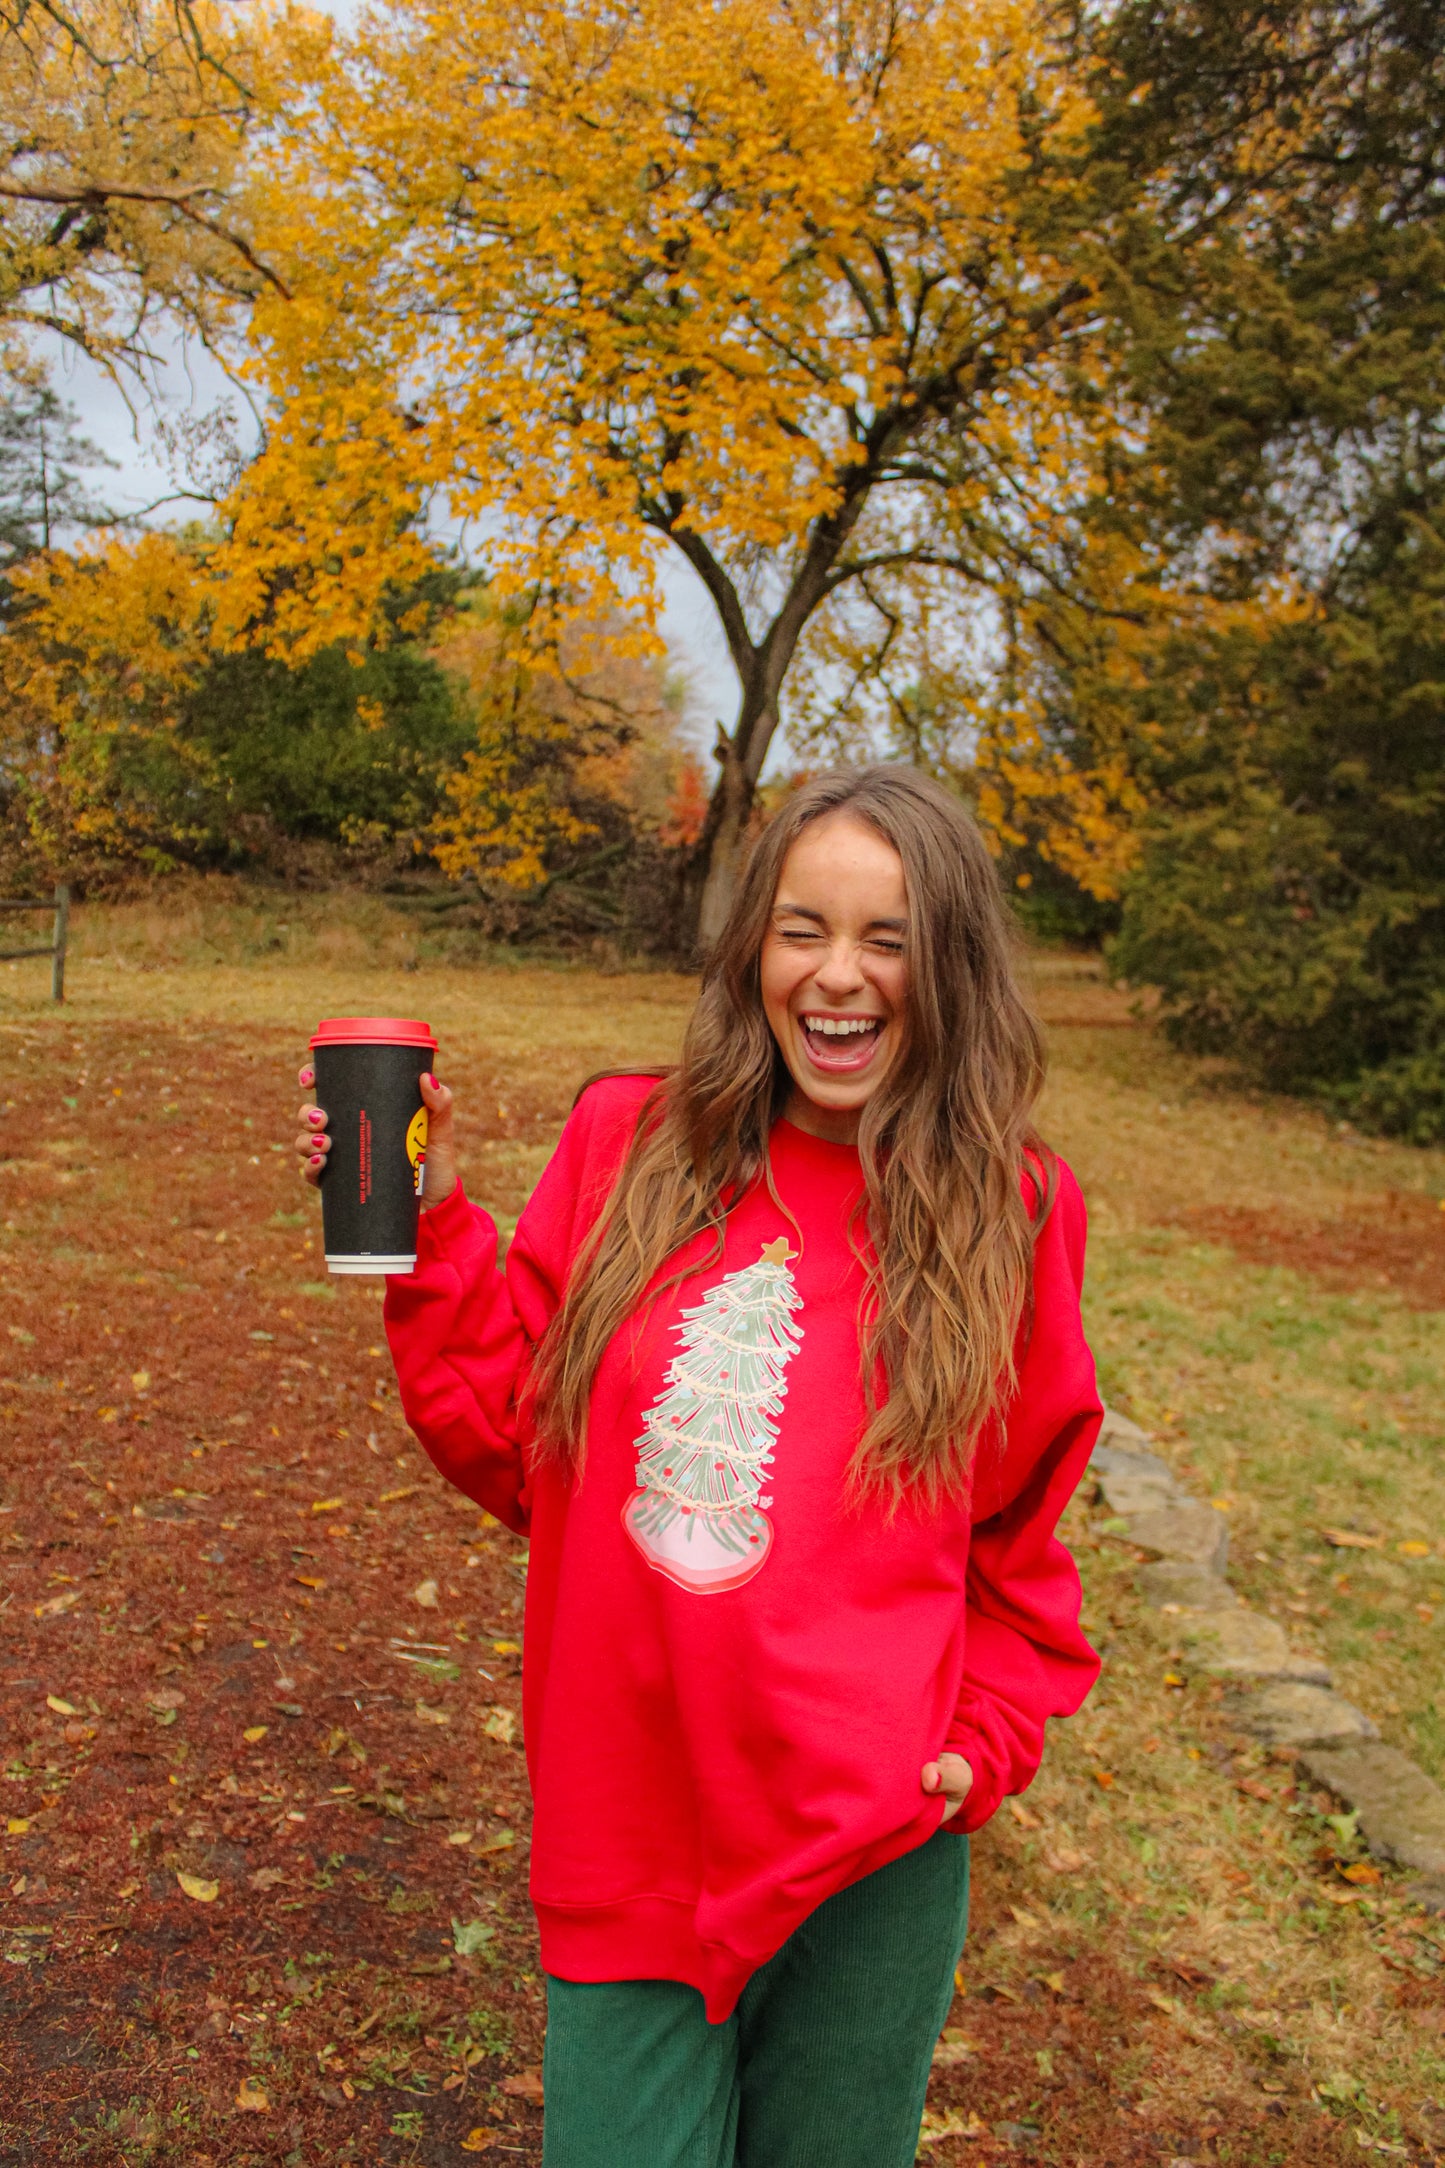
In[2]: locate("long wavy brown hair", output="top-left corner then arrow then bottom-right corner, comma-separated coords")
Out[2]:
529,767 -> 1054,1505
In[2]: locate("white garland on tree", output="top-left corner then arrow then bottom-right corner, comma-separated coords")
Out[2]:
623,1236 -> 803,1594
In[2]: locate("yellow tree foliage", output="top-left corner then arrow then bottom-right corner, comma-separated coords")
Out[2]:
0,528 -> 689,890
0,529 -> 216,873
428,596 -> 692,888
970,530 -> 1315,900
223,0 -> 1131,939
0,0 -> 285,392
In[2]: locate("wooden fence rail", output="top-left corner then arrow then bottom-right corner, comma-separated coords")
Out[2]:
0,884 -> 70,1001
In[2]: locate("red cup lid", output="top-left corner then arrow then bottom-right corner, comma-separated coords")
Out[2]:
310,1016 -> 437,1050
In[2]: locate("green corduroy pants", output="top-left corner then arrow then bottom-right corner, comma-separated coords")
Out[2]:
540,1828 -> 970,2168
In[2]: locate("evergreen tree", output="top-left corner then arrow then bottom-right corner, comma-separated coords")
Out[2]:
0,385 -> 113,572
1041,0 -> 1445,1135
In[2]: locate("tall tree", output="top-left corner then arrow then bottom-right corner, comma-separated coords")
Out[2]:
1043,0 -> 1445,1129
0,0 -> 285,391
227,0 -> 1138,944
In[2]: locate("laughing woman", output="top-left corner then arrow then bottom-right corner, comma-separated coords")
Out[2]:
295,767 -> 1102,2168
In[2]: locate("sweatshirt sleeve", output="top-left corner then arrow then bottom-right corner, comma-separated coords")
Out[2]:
943,1162 -> 1103,1832
382,1077 -> 650,1536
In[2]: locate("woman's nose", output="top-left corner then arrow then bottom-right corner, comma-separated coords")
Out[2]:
812,940 -> 867,995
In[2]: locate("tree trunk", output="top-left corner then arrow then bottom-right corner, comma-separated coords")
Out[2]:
680,674 -> 780,956
668,494 -> 869,955
693,747 -> 753,951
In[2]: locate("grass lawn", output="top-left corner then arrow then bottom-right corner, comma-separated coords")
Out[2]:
1,888 -> 1442,2166
1036,953 -> 1445,1788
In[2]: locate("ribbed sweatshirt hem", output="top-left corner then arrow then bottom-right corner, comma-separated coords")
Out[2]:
533,1806 -> 950,2024
536,1895 -> 754,2025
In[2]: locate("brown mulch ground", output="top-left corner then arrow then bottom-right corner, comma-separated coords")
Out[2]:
1179,1195 -> 1445,1312
0,1007 -> 1407,2167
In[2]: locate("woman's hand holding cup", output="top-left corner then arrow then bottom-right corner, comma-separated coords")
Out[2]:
295,1066 -> 459,1210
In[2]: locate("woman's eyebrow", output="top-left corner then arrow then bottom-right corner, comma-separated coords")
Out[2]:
771,902 -> 908,934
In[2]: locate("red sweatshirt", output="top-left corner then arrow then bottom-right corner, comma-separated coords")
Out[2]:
384,1076 -> 1101,2021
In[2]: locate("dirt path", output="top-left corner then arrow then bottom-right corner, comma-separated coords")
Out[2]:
1,1018 -> 549,2163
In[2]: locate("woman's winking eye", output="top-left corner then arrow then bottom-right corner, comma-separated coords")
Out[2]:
773,924 -> 906,955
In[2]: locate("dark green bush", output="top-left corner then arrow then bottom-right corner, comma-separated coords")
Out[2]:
182,636 -> 475,859
1109,483 -> 1445,1137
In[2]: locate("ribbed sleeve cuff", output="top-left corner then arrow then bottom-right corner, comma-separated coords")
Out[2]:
416,1180 -> 495,1267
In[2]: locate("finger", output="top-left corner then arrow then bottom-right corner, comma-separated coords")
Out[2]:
300,1105 -> 328,1131
420,1073 -> 451,1112
920,1762 -> 942,1794
298,1064 -> 315,1090
939,1795 -> 963,1823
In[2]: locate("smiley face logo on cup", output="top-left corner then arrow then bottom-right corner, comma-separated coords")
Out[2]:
405,1105 -> 428,1198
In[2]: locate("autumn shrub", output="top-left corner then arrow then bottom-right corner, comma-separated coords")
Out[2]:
0,535 -> 699,934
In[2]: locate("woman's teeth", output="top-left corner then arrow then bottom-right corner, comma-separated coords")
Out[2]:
803,1017 -> 880,1037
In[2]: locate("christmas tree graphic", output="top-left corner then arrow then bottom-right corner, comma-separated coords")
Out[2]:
622,1236 -> 803,1594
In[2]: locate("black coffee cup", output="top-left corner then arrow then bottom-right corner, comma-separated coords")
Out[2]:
309,1017 -> 438,1275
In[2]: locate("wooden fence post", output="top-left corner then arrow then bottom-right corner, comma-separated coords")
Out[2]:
52,883 -> 69,1003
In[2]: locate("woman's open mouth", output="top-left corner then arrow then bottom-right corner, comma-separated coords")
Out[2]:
797,1013 -> 886,1075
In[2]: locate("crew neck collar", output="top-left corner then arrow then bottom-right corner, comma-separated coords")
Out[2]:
772,1114 -> 863,1159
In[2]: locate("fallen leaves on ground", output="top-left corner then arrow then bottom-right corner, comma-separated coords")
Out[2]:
918,2108 -> 989,2145
931,2031 -> 979,2067
453,1918 -> 496,1956
34,1590 -> 80,1619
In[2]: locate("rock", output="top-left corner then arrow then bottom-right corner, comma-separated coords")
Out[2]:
1299,1744 -> 1445,1876
1177,1610 -> 1331,1684
1098,1407 -> 1153,1445
1230,1682 -> 1378,1748
1098,1469 -> 1180,1518
1126,1502 -> 1230,1574
1092,1441 -> 1175,1490
1136,1561 -> 1239,1612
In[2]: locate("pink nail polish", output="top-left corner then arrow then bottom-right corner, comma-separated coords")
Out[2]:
310,1154 -> 322,1167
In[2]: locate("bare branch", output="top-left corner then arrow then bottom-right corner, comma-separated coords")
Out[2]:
0,180 -> 290,296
